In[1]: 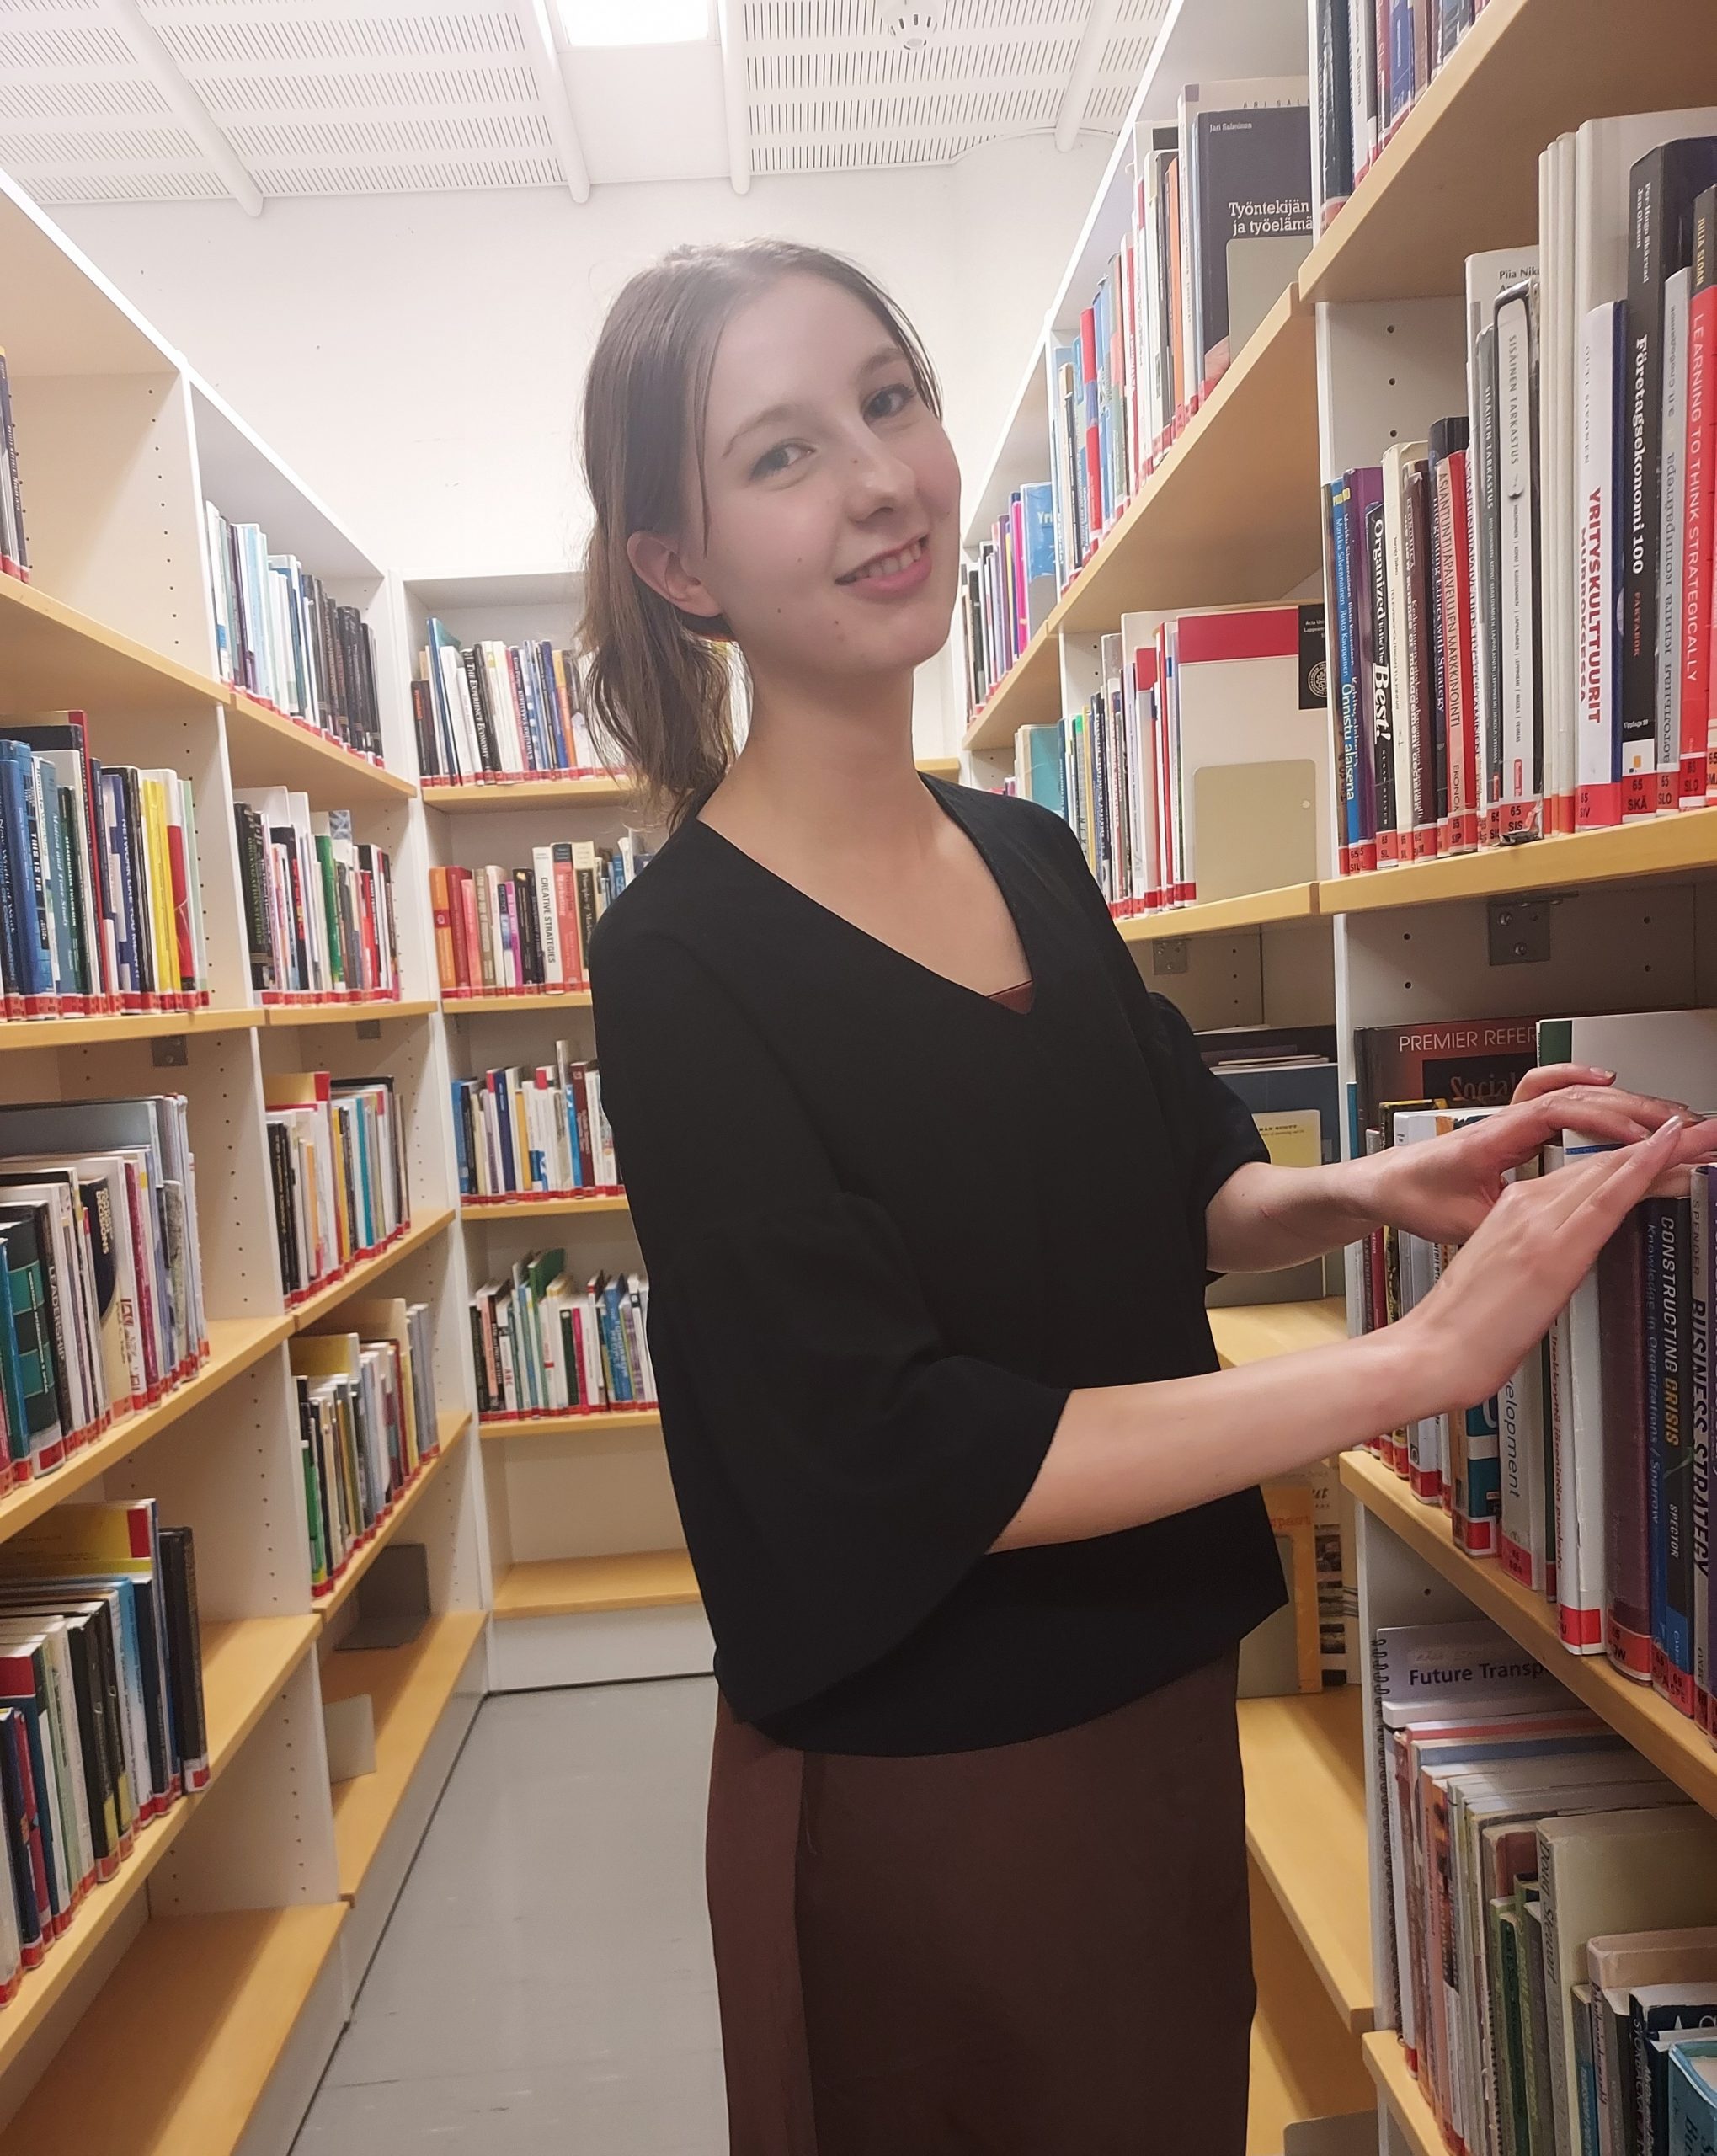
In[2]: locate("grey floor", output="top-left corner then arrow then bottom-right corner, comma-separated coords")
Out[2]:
292,1676 -> 728,2155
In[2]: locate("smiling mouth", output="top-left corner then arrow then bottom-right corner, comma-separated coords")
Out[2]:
836,536 -> 929,585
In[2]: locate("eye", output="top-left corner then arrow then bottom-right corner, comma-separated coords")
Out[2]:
866,380 -> 917,423
750,440 -> 810,480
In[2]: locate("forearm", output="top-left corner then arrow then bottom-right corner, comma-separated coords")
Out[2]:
994,1321 -> 1424,1550
1204,1155 -> 1388,1273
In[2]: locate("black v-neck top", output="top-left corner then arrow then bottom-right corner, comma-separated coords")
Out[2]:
587,776 -> 1282,1755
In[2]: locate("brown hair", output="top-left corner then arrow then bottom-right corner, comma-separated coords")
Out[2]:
579,240 -> 942,829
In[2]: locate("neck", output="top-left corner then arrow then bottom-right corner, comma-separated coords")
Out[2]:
714,659 -> 933,851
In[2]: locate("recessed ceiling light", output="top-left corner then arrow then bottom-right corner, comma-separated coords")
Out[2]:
558,0 -> 711,45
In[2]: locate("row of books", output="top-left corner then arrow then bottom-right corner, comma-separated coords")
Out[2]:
1309,0 -> 1487,237
1373,1614 -> 1717,2156
0,1096 -> 207,1483
429,840 -> 648,999
413,622 -> 620,783
959,485 -> 1055,714
233,790 -> 401,1003
1010,602 -> 1330,911
263,1072 -> 407,1307
451,1054 -> 616,1205
291,1297 -> 438,1597
0,352 -> 26,583
0,720 -> 207,1017
205,503 -> 382,764
1328,118 -> 1717,868
469,1261 -> 653,1422
0,1499 -> 205,2001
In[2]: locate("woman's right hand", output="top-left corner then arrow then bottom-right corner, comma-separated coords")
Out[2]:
1396,1118 -> 1690,1421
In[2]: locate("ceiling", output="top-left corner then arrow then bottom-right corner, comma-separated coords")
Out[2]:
0,0 -> 1171,206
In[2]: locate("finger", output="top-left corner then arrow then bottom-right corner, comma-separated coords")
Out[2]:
1514,1063 -> 1614,1100
1509,1086 -> 1689,1145
1565,1120 -> 1688,1234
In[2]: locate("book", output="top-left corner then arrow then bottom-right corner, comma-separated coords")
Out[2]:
451,1051 -> 617,1203
264,1072 -> 407,1300
232,792 -> 399,1002
470,1262 -> 655,1420
431,840 -> 649,998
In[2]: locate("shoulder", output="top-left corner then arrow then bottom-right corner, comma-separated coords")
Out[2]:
930,775 -> 1081,865
586,814 -> 712,979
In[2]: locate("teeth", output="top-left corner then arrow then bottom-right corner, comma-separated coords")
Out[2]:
845,538 -> 924,584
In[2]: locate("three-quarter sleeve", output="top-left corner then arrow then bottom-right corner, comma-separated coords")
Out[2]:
589,923 -> 1070,1725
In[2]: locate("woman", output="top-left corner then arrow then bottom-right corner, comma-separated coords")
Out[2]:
580,239 -> 1699,2156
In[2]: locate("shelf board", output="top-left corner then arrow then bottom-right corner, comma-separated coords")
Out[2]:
1054,288 -> 1322,636
0,1904 -> 346,2156
1344,1447 -> 1717,1816
421,773 -> 636,810
0,1314 -> 291,1551
962,618 -> 1061,753
0,573 -> 224,719
1299,0 -> 1717,307
443,989 -> 592,1016
0,1006 -> 261,1054
285,1208 -> 455,1333
320,1608 -> 486,1902
916,756 -> 961,782
1238,1688 -> 1373,2035
1248,1846 -> 1375,2152
222,691 -> 415,804
0,1611 -> 317,2087
262,998 -> 436,1028
492,1547 -> 699,1621
317,1415 -> 470,1623
459,1193 -> 628,1221
1362,2031 -> 1440,2156
1210,1297 -> 1349,1369
1322,810 -> 1717,914
1116,881 -> 1321,946
479,1404 -> 661,1442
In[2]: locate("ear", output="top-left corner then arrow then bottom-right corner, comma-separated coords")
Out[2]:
626,531 -> 726,624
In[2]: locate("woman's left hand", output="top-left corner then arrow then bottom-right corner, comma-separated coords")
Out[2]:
1372,1063 -> 1717,1245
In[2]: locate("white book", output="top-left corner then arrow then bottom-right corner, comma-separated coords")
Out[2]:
1383,440 -> 1429,856
1545,1142 -> 1605,1657
1660,266 -> 1694,803
480,643 -> 527,774
1495,280 -> 1543,835
1496,1171 -> 1550,1598
531,846 -> 562,986
1576,303 -> 1626,825
1119,611 -> 1164,907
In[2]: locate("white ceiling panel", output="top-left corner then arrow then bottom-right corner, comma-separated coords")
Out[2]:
0,0 -> 1171,204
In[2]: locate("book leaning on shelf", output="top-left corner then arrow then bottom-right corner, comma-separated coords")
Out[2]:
451,1053 -> 616,1205
0,718 -> 207,1018
413,620 -> 621,782
263,1072 -> 407,1305
0,1498 -> 205,2004
960,482 -> 1055,712
205,503 -> 381,763
0,351 -> 26,584
232,790 -> 401,1003
470,1258 -> 653,1422
429,836 -> 650,999
290,1295 -> 437,1597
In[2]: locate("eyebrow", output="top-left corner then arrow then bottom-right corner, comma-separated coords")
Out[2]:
721,344 -> 909,462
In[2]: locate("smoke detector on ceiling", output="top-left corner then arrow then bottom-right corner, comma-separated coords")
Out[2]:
882,3 -> 941,45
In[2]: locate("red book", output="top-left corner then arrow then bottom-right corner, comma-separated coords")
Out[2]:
1599,1207 -> 1653,1682
552,851 -> 582,988
428,867 -> 457,993
3,1713 -> 50,1959
1682,195 -> 1717,802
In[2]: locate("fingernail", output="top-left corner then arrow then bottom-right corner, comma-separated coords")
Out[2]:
1598,1068 -> 1616,1081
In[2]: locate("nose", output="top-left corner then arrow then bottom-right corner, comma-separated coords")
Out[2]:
842,428 -> 915,520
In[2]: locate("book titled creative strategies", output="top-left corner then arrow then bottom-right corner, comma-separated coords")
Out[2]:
430,835 -> 650,999
0,1498 -> 207,2004
0,718 -> 208,1019
451,1053 -> 616,1206
262,1072 -> 408,1306
413,621 -> 621,783
232,791 -> 401,1003
205,503 -> 381,765
291,1296 -> 437,1598
470,1259 -> 653,1423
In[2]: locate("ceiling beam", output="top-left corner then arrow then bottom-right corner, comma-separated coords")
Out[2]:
517,0 -> 593,205
104,0 -> 262,216
1054,0 -> 1122,152
717,0 -> 752,196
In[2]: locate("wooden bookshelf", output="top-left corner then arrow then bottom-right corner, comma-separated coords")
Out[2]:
263,998 -> 438,1028
962,617 -> 1061,753
1361,2030 -> 1442,2156
0,1314 -> 293,1550
320,1608 -> 486,1903
443,989 -> 592,1016
1209,1296 -> 1347,1369
479,1404 -> 661,1442
0,1903 -> 347,2156
284,1208 -> 456,1334
1238,1689 -> 1373,2035
1248,1849 -> 1376,2151
1116,881 -> 1321,947
0,1612 -> 319,2086
917,755 -> 961,782
492,1547 -> 699,1620
317,1414 -> 470,1622
1298,0 -> 1717,308
423,773 -> 636,810
222,690 -> 416,805
1344,1448 -> 1717,1817
1321,809 -> 1717,915
459,1193 -> 628,1222
0,1006 -> 263,1054
0,571 -> 226,718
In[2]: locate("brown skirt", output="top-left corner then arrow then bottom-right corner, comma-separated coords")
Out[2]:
705,1652 -> 1254,2156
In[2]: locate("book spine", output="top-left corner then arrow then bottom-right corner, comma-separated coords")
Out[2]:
1694,1162 -> 1713,1729
1650,1192 -> 1697,1714
1366,490 -> 1399,859
1577,303 -> 1625,827
1437,446 -> 1478,850
1685,193 -> 1717,803
1623,152 -> 1672,817
1601,1207 -> 1653,1679
1656,269 -> 1692,810
1494,286 -> 1543,841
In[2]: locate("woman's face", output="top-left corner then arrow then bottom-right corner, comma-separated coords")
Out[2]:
637,273 -> 962,693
